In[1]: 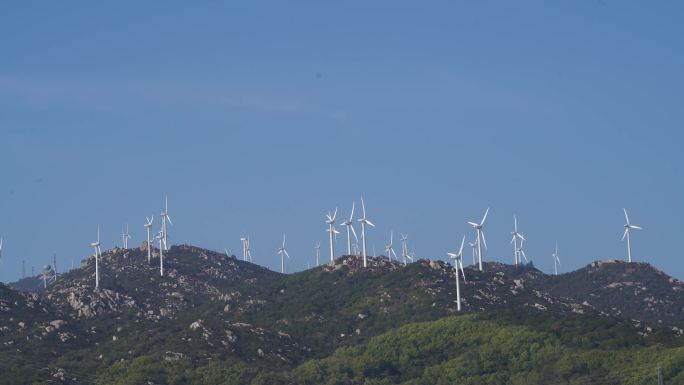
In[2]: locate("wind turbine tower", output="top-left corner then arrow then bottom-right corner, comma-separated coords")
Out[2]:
277,234 -> 290,273
552,242 -> 561,275
341,202 -> 358,256
53,253 -> 58,281
357,197 -> 375,268
468,208 -> 489,271
122,224 -> 132,249
144,216 -> 154,263
325,208 -> 339,263
240,236 -> 248,261
155,229 -> 164,276
161,196 -> 173,251
315,242 -> 321,267
90,227 -> 102,289
448,235 -> 467,311
622,209 -> 642,263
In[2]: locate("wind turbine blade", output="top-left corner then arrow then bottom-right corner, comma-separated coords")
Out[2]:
622,227 -> 629,241
480,231 -> 488,250
514,215 -> 518,232
350,225 -> 358,242
518,233 -> 526,241
361,196 -> 366,218
350,202 -> 355,221
365,220 -> 375,227
623,208 -> 630,225
631,225 -> 642,230
480,207 -> 490,226
459,235 -> 465,255
459,260 -> 466,282
467,222 -> 479,228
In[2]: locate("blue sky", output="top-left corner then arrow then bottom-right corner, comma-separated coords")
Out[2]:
1,1 -> 683,281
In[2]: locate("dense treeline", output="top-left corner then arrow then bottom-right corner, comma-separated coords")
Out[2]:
94,314 -> 684,385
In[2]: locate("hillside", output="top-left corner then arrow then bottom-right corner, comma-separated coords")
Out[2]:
1,244 -> 683,384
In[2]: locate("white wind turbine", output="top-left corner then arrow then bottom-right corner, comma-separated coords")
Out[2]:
447,235 -> 467,311
161,196 -> 173,251
341,202 -> 358,256
315,242 -> 321,267
240,236 -> 248,261
90,227 -> 102,289
469,241 -> 477,265
385,231 -> 398,261
400,233 -> 413,265
246,236 -> 253,262
622,208 -> 642,263
552,242 -> 561,275
144,216 -> 154,263
155,229 -> 165,276
510,215 -> 525,266
325,208 -> 340,263
468,207 -> 489,271
357,197 -> 375,268
122,224 -> 132,249
277,234 -> 290,273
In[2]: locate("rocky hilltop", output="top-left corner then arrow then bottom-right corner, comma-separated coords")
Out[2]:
1,245 -> 683,384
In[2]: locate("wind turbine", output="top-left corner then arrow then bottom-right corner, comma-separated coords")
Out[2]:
341,202 -> 358,256
144,216 -> 154,263
90,227 -> 102,289
468,208 -> 489,271
510,215 -> 525,266
0,237 -> 3,271
325,208 -> 339,263
384,231 -> 397,261
400,233 -> 412,265
622,208 -> 642,263
277,234 -> 290,273
246,236 -> 253,262
315,242 -> 321,267
240,236 -> 248,261
122,224 -> 132,249
161,196 -> 173,251
447,235 -> 467,312
155,229 -> 164,276
357,197 -> 375,268
552,242 -> 561,275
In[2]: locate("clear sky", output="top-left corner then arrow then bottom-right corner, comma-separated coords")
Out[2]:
1,1 -> 683,281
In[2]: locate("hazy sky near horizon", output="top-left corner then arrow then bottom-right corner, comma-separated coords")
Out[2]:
1,1 -> 683,281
